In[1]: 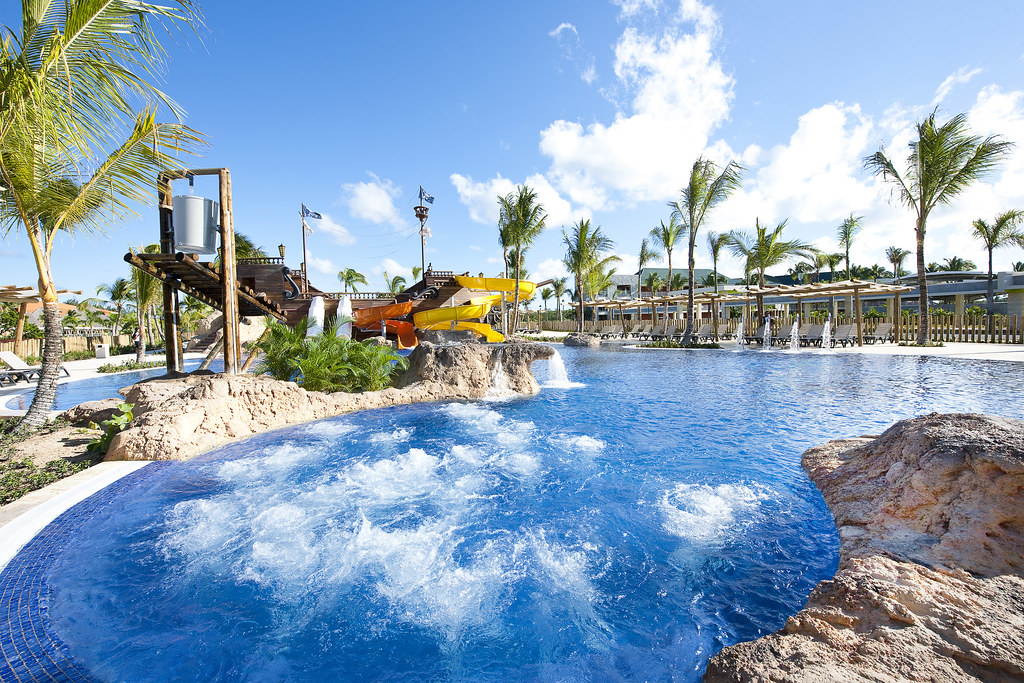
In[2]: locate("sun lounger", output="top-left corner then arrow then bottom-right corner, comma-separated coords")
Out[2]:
641,324 -> 664,341
624,323 -> 642,338
831,324 -> 856,347
653,325 -> 676,341
799,323 -> 825,347
600,324 -> 621,339
743,323 -> 768,345
0,350 -> 69,380
865,322 -> 894,344
693,323 -> 714,341
635,324 -> 653,340
0,369 -> 22,386
771,323 -> 793,346
715,324 -> 734,340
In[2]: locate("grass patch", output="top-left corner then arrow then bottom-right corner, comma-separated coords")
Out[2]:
639,340 -> 723,349
0,417 -> 94,505
898,341 -> 946,347
97,359 -> 166,373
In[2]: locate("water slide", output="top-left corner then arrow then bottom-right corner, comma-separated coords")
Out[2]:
411,277 -> 536,342
384,320 -> 419,349
351,301 -> 417,348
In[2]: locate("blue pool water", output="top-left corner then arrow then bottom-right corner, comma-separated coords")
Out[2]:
4,358 -> 223,411
31,348 -> 1024,680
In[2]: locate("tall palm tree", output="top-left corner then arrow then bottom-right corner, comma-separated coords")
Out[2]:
835,214 -> 863,279
540,287 -> 553,321
649,216 -> 685,297
552,277 -> 568,322
562,219 -> 618,332
412,265 -> 423,282
824,253 -> 844,282
727,219 -> 816,315
706,231 -> 730,294
234,233 -> 267,259
338,268 -> 368,293
668,157 -> 743,340
643,271 -> 665,326
941,256 -> 976,271
383,271 -> 407,294
96,278 -> 133,336
972,210 -> 1024,317
885,246 -> 911,281
498,185 -> 547,333
130,244 -> 162,361
636,238 -> 661,298
864,109 -> 1013,344
0,1 -> 203,427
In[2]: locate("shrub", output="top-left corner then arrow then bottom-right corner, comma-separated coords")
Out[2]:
97,360 -> 165,373
1,458 -> 90,504
86,403 -> 134,454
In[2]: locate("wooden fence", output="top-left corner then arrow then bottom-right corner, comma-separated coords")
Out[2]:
0,334 -> 132,358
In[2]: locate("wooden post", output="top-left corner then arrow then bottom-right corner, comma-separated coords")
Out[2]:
13,302 -> 27,357
219,169 -> 240,375
893,292 -> 901,342
158,173 -> 182,373
854,287 -> 863,346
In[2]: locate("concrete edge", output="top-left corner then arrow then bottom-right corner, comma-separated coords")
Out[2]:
0,460 -> 151,571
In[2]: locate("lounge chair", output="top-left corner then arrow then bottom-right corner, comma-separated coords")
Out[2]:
653,325 -> 676,341
600,324 -> 621,339
0,369 -> 21,386
693,323 -> 714,341
831,324 -> 856,347
743,323 -> 768,345
799,323 -> 824,346
865,322 -> 894,344
624,323 -> 642,338
635,324 -> 653,340
715,324 -> 734,340
641,324 -> 664,341
0,350 -> 69,381
771,323 -> 793,346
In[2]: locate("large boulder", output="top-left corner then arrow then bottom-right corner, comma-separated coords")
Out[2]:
564,333 -> 601,348
705,413 -> 1024,682
106,341 -> 554,462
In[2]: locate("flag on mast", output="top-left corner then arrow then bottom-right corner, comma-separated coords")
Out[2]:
302,218 -> 313,236
419,186 -> 434,205
301,204 -> 322,219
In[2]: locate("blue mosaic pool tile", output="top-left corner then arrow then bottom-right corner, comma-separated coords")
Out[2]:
0,463 -> 169,682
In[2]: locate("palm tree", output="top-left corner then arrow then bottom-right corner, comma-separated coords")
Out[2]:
234,233 -> 267,259
412,265 -> 422,282
643,271 -> 665,326
130,244 -> 162,361
864,109 -> 1013,344
1014,262 -> 1024,273
383,271 -> 407,294
669,157 -> 743,340
562,219 -> 619,332
836,214 -> 863,279
727,219 -> 816,316
972,209 -> 1024,317
498,185 -> 547,333
540,287 -> 553,321
96,278 -> 133,336
824,253 -> 844,282
636,238 -> 661,298
885,246 -> 911,281
552,277 -> 568,322
648,216 -> 685,300
706,231 -> 731,294
0,1 -> 202,427
941,256 -> 976,271
788,262 -> 809,284
338,268 -> 368,293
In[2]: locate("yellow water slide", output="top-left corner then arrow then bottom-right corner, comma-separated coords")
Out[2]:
411,276 -> 536,342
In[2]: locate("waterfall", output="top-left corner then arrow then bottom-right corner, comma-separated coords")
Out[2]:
820,315 -> 832,350
539,349 -> 583,389
734,314 -> 746,351
485,356 -> 516,400
790,315 -> 800,352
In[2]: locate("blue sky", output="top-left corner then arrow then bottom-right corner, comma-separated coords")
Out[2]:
4,1 -> 1024,298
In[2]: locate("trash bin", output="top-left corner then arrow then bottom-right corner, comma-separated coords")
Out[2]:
95,343 -> 109,359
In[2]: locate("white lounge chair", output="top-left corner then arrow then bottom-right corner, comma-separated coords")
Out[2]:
0,350 -> 69,380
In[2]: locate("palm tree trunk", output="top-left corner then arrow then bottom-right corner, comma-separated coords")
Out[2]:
915,218 -> 929,345
684,237 -> 696,341
987,247 -> 995,338
21,301 -> 63,428
512,263 -> 521,334
575,273 -> 584,333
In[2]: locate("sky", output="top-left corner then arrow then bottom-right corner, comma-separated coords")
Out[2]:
4,0 -> 1024,300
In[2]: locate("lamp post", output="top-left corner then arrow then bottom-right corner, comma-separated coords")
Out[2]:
277,243 -> 286,260
414,204 -> 430,279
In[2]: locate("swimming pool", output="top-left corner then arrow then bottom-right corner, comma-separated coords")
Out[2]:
7,347 -> 1024,681
3,358 -> 224,411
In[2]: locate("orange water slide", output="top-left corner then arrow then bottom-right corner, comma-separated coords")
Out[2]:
352,301 -> 413,329
384,320 -> 418,349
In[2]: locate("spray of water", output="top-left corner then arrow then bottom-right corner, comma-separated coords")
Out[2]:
538,349 -> 584,389
789,315 -> 800,352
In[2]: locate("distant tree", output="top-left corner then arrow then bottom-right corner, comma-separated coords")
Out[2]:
836,214 -> 863,279
96,278 -> 133,336
788,262 -> 809,284
927,262 -> 944,272
540,287 -> 553,319
552,277 -> 568,322
383,271 -> 407,294
412,265 -> 422,282
941,256 -> 976,271
670,272 -> 686,292
648,216 -> 684,304
644,271 -> 665,325
1014,261 -> 1024,273
636,238 -> 661,298
706,231 -> 731,294
700,273 -> 728,287
971,209 -> 1024,317
824,253 -> 844,281
498,185 -> 547,332
728,219 -> 816,315
668,156 -> 743,340
337,268 -> 368,293
864,109 -> 1013,343
885,246 -> 912,280
562,219 -> 619,332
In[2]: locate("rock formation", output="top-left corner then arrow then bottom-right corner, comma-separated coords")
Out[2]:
704,413 -> 1024,682
563,333 -> 601,348
102,341 -> 553,462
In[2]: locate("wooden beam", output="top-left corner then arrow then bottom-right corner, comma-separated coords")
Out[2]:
219,168 -> 240,374
124,253 -> 221,309
158,172 -> 182,373
854,287 -> 864,347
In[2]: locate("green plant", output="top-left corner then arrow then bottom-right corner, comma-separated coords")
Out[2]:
1,457 -> 90,505
864,307 -> 886,320
62,350 -> 96,361
86,403 -> 135,455
97,360 -> 165,373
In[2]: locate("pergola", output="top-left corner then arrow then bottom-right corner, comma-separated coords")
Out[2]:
584,279 -> 913,346
1,285 -> 82,355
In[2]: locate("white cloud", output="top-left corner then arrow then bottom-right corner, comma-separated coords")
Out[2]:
371,258 -> 412,285
549,22 -> 578,39
539,0 -> 734,209
613,0 -> 660,18
450,173 -> 518,224
342,174 -> 402,227
468,245 -> 483,252
533,258 -> 569,283
932,66 -> 982,106
314,213 -> 355,246
305,253 -> 338,278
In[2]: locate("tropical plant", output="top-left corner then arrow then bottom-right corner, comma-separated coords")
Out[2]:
96,278 -> 133,336
668,157 -> 743,339
643,271 -> 665,324
0,2 -> 203,428
383,271 -> 407,294
1014,262 -> 1024,273
885,246 -> 911,280
727,219 -> 816,314
706,231 -> 730,294
562,219 -> 618,332
637,238 -> 661,298
700,273 -> 728,287
86,403 -> 135,454
971,209 -> 1024,317
670,272 -> 687,292
233,232 -> 267,259
824,253 -> 844,281
412,265 -> 422,282
787,262 -> 809,284
648,217 -> 684,303
941,256 -> 977,271
864,109 -> 1013,344
130,244 -> 162,362
836,213 -> 863,279
540,287 -> 553,317
338,268 -> 368,293
552,277 -> 568,322
498,185 -> 547,333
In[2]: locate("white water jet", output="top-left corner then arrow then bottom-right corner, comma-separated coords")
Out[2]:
734,314 -> 746,351
820,315 -> 832,351
485,357 -> 517,400
539,349 -> 584,389
761,317 -> 772,350
789,316 -> 800,352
